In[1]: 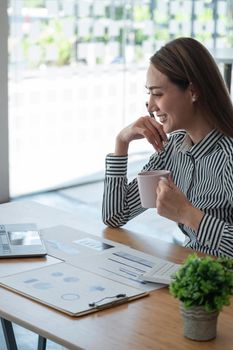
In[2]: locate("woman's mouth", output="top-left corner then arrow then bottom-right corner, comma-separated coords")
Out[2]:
157,114 -> 167,123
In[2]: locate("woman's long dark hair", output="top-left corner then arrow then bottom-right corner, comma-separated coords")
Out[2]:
150,37 -> 233,137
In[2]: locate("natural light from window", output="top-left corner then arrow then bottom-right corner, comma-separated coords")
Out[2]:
8,0 -> 232,197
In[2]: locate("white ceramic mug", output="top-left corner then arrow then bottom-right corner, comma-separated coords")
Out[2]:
137,170 -> 171,208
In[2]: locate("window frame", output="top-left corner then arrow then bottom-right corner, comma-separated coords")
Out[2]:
0,0 -> 10,203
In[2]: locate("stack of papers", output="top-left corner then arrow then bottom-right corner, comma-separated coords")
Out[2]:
0,225 -> 181,316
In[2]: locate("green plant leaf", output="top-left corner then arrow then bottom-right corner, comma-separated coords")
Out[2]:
169,254 -> 233,312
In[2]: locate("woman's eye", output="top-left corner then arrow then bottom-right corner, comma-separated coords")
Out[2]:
152,93 -> 162,97
146,92 -> 162,97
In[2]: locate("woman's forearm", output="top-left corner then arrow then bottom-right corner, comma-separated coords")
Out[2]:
182,205 -> 205,232
114,134 -> 129,156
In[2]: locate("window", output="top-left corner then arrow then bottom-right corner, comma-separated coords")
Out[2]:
7,0 -> 232,197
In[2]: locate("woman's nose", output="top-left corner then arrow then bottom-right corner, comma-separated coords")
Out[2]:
147,96 -> 159,113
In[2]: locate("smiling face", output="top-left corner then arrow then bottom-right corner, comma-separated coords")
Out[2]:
146,64 -> 202,136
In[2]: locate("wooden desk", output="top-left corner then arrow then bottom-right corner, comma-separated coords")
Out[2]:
0,201 -> 232,350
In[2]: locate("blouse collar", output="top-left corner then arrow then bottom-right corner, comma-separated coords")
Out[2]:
179,129 -> 223,160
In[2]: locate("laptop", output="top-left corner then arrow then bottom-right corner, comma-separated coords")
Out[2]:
0,223 -> 47,258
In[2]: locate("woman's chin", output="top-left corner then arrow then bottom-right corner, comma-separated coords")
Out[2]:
162,124 -> 171,134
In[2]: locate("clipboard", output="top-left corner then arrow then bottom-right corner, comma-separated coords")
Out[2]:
0,262 -> 148,317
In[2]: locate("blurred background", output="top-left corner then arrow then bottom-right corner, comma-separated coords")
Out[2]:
4,0 -> 233,198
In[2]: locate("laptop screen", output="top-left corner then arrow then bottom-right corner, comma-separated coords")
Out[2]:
8,230 -> 43,246
0,224 -> 47,258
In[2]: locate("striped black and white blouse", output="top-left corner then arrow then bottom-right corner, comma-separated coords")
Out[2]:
102,129 -> 233,258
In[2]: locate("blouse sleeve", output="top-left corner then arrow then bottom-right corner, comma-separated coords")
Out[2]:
195,158 -> 233,257
102,152 -> 165,227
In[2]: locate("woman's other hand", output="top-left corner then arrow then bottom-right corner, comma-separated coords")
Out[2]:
156,177 -> 204,232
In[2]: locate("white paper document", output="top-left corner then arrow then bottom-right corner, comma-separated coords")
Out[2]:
0,262 -> 147,316
141,261 -> 181,284
42,226 -> 178,292
0,255 -> 62,278
0,225 -> 181,317
42,225 -> 123,261
69,246 -> 174,292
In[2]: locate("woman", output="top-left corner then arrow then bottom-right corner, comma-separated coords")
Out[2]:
102,37 -> 233,258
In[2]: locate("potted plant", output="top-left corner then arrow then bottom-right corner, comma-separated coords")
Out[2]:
169,254 -> 233,341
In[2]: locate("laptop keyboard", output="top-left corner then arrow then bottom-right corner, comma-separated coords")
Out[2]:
0,225 -> 11,254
